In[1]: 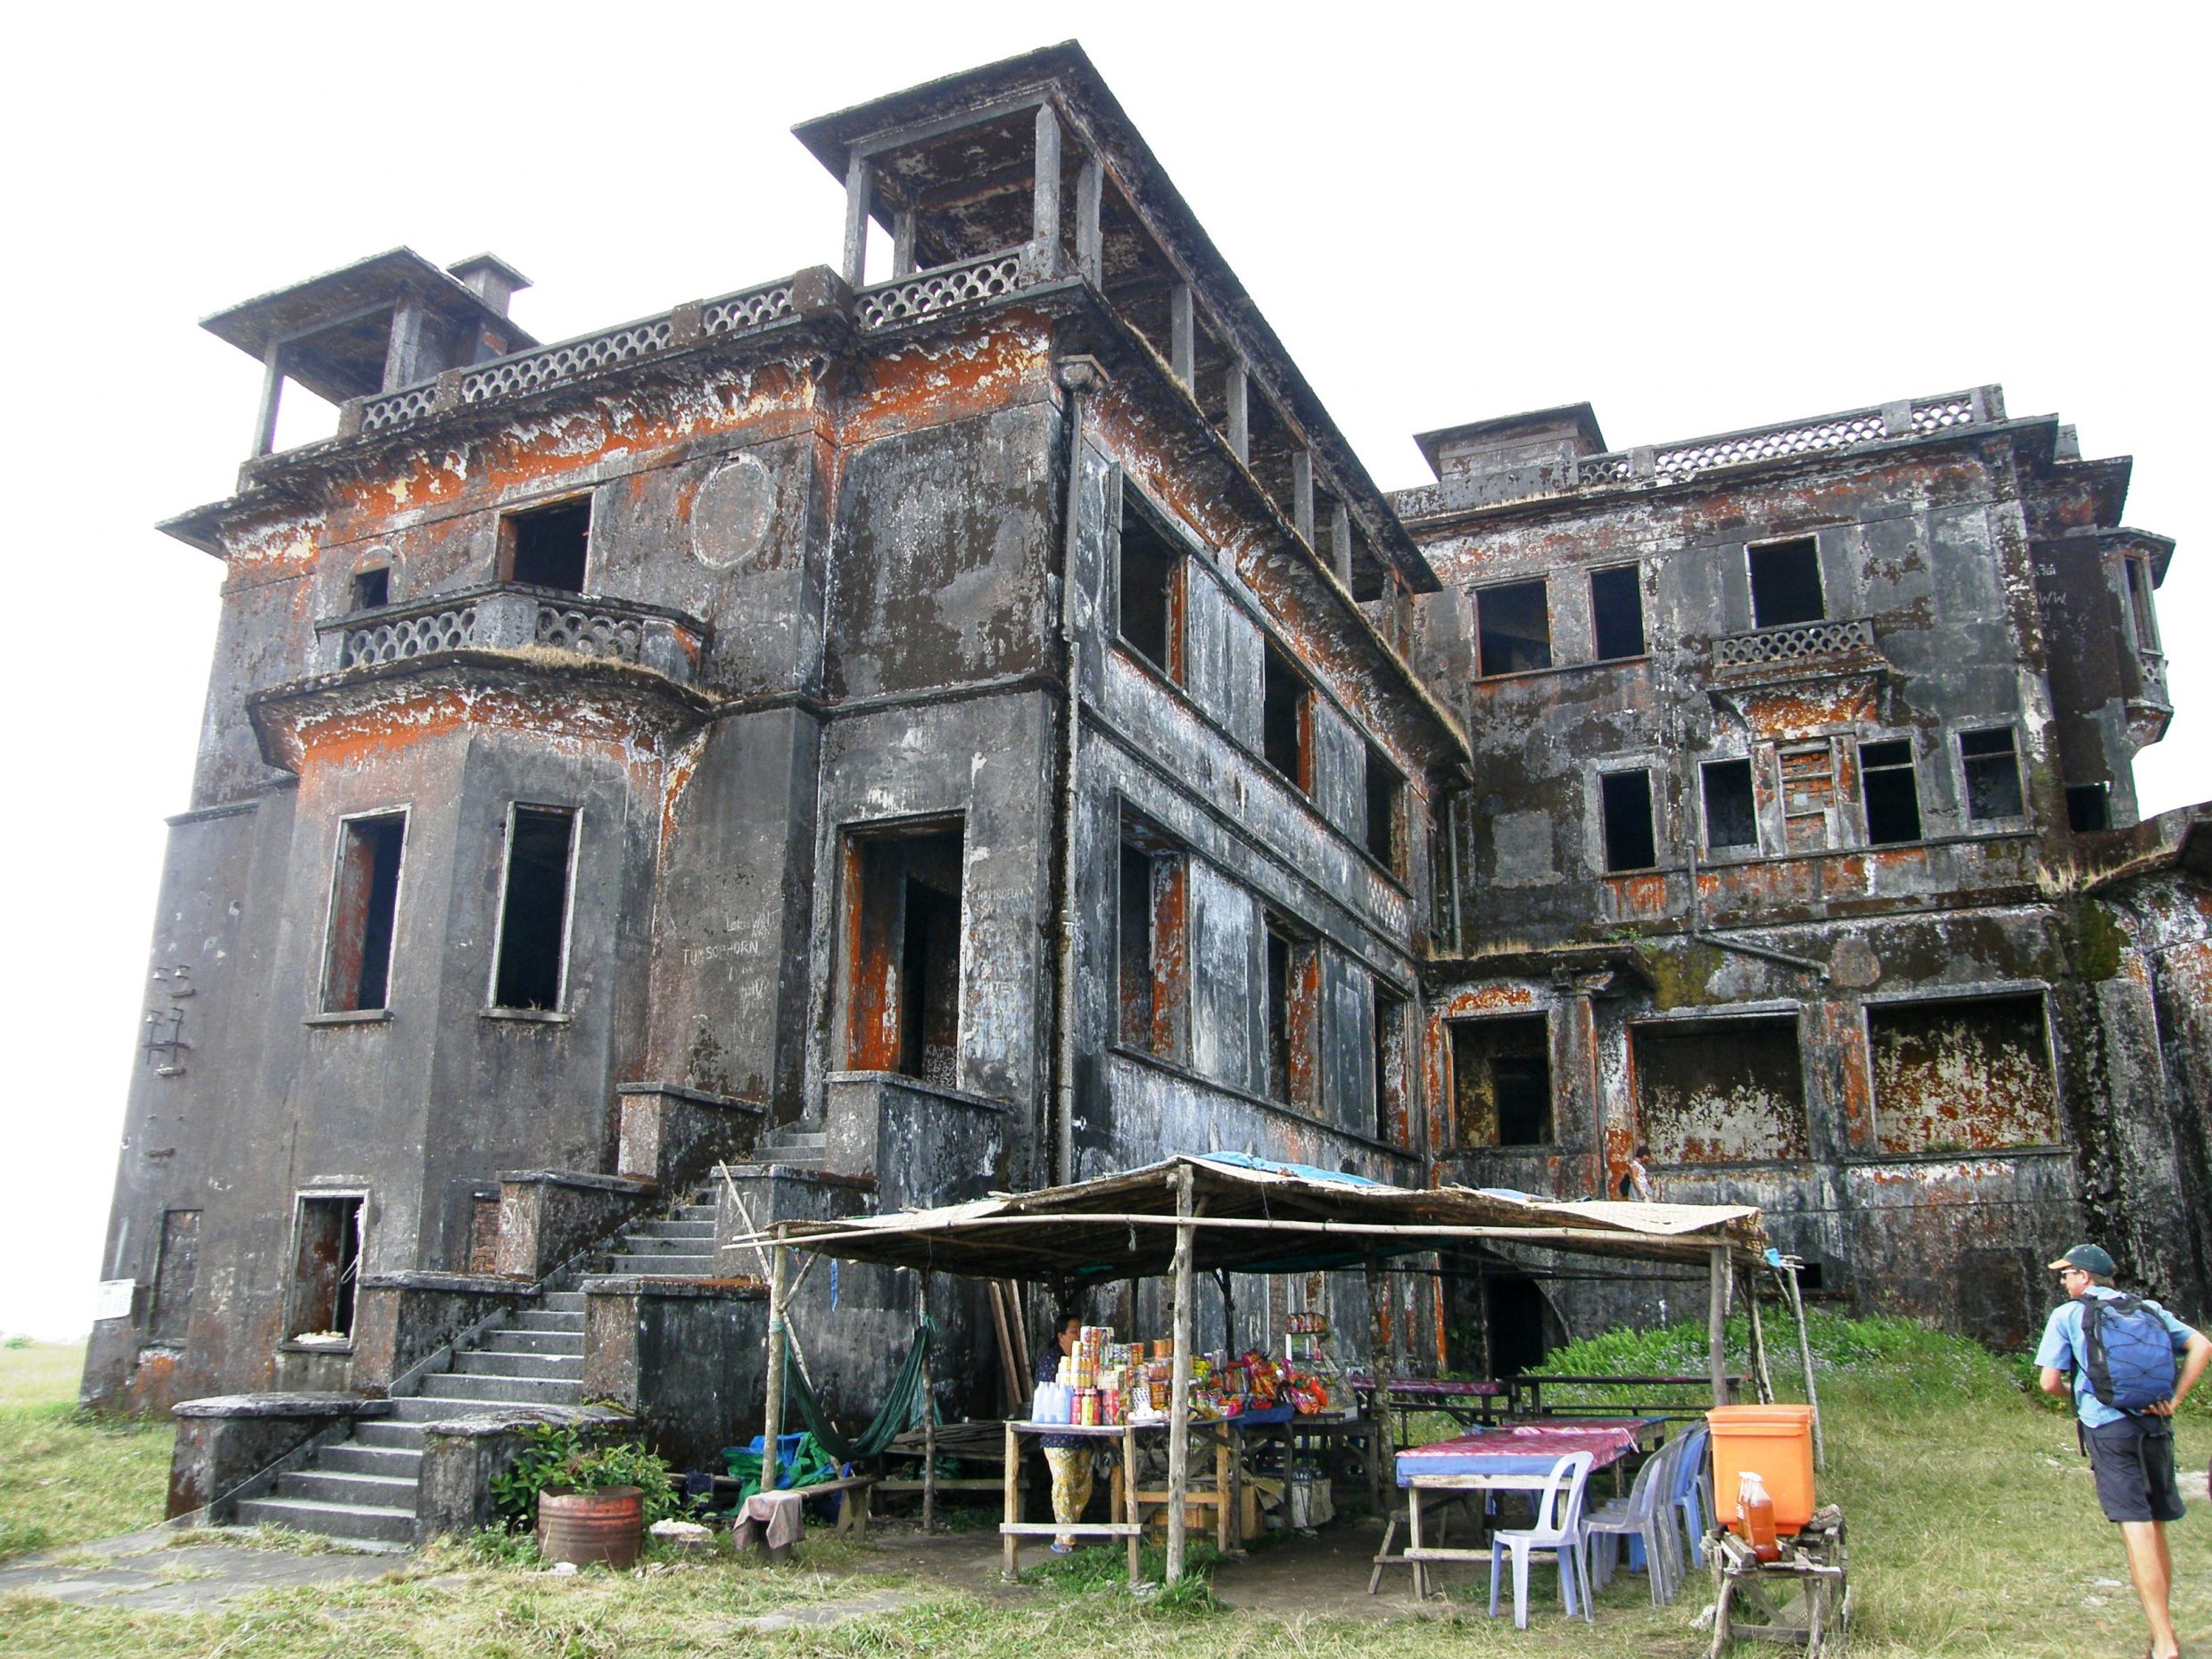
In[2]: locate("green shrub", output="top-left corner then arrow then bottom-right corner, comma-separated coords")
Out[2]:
489,1424 -> 688,1528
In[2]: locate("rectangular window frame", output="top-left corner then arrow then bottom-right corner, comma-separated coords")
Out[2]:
1597,767 -> 1658,873
2122,556 -> 2161,653
150,1208 -> 202,1345
1260,640 -> 1314,795
318,808 -> 409,1016
837,816 -> 967,1088
487,803 -> 582,1015
1116,813 -> 1190,1064
498,492 -> 594,593
2066,782 -> 2112,833
1114,477 -> 1188,682
1371,978 -> 1410,1147
1474,577 -> 1554,678
1858,736 -> 1924,846
1448,1012 -> 1555,1149
350,566 -> 391,612
1364,745 -> 1405,875
1747,535 -> 1826,629
1700,756 -> 1761,854
1589,564 -> 1647,662
1957,726 -> 2026,825
1864,989 -> 2061,1157
1262,912 -> 1320,1110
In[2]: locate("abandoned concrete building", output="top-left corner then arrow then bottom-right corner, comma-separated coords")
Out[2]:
84,43 -> 2211,1546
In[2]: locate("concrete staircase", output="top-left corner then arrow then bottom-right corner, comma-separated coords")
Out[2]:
590,1193 -> 718,1279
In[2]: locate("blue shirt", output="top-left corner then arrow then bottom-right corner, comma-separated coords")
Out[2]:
2035,1286 -> 2199,1427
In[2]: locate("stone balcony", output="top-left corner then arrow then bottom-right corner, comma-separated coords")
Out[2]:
1709,616 -> 1883,685
311,583 -> 709,686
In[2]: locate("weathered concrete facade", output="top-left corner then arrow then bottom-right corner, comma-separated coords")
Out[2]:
85,45 -> 2208,1531
1399,396 -> 2211,1359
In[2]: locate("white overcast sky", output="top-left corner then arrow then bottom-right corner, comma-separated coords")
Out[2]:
1,3 -> 2204,1340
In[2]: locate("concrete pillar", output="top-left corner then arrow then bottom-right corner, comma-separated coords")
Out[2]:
1170,284 -> 1195,390
1031,104 -> 1061,271
1293,450 -> 1316,546
893,210 -> 917,278
250,342 -> 285,458
841,153 -> 872,288
1226,362 -> 1249,464
1329,502 -> 1353,585
1075,156 -> 1103,284
381,293 -> 426,392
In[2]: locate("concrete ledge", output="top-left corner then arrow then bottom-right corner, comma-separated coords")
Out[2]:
357,1272 -> 538,1295
495,1170 -> 657,1280
497,1169 -> 656,1195
170,1393 -> 392,1420
416,1406 -> 635,1545
582,1275 -> 768,1300
617,1081 -> 765,1189
167,1395 -> 390,1523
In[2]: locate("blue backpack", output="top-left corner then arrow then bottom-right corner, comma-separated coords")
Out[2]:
2080,1294 -> 2180,1413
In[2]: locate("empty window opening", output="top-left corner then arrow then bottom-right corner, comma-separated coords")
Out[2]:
1261,640 -> 1310,789
1365,747 -> 1403,871
1118,492 -> 1184,677
1589,565 -> 1647,660
2067,783 -> 2112,833
2124,557 -> 2160,651
1117,822 -> 1188,1061
1959,728 -> 2025,821
350,567 -> 391,612
1869,995 -> 2059,1155
843,825 -> 964,1088
1476,580 -> 1552,676
1860,739 -> 1923,845
1263,918 -> 1318,1108
1486,1275 -> 1551,1376
1702,758 -> 1759,852
322,813 -> 406,1013
150,1209 -> 201,1344
491,805 -> 578,1011
1634,1017 -> 1808,1163
1372,982 -> 1409,1144
1450,1014 -> 1552,1147
501,496 -> 590,592
287,1194 -> 364,1341
1749,538 -> 1824,628
1599,769 -> 1657,872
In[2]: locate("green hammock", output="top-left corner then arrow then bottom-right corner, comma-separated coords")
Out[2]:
722,1316 -> 938,1496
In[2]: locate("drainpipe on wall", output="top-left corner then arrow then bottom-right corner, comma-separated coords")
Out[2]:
1052,356 -> 1106,1187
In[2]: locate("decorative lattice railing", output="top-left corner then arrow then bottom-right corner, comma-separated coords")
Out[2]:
1393,392 -> 1993,518
1713,616 -> 1878,669
854,252 -> 1024,331
317,584 -> 706,683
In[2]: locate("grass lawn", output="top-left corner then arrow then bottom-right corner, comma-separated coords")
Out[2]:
1,1318 -> 2205,1657
0,1341 -> 172,1562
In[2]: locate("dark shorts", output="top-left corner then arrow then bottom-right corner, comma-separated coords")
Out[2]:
2084,1416 -> 2184,1524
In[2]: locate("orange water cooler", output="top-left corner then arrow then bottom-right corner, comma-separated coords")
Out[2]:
1706,1403 -> 1817,1536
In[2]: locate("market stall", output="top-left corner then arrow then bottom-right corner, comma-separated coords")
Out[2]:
728,1153 -> 1777,1585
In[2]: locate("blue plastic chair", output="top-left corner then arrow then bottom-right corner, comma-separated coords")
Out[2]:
1585,1434 -> 1682,1605
1488,1451 -> 1595,1629
1667,1423 -> 1712,1567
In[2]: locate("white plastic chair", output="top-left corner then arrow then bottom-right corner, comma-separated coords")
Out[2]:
1487,1450 -> 1595,1629
1583,1435 -> 1680,1605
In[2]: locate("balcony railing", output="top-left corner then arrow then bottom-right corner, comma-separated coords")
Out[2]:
1393,391 -> 1991,518
2134,650 -> 2169,706
854,251 -> 1027,332
312,584 -> 708,684
1713,616 -> 1878,672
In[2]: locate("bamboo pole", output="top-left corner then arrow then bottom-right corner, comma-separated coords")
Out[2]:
1746,1267 -> 1776,1404
1364,1253 -> 1388,1514
1707,1245 -> 1730,1407
1783,1260 -> 1826,1471
762,1242 -> 789,1491
1165,1166 -> 1197,1585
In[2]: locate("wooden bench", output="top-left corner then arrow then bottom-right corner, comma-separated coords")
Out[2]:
710,1473 -> 877,1539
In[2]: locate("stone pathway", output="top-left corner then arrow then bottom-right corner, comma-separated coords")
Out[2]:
0,1525 -> 406,1613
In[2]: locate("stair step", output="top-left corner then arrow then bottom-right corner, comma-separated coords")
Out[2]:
627,1219 -> 714,1241
318,1443 -> 422,1478
481,1328 -> 584,1357
619,1232 -> 714,1253
351,1421 -> 427,1450
457,1349 -> 584,1381
419,1374 -> 582,1407
541,1292 -> 585,1314
235,1495 -> 413,1548
603,1253 -> 714,1275
679,1204 -> 718,1222
513,1311 -> 585,1334
276,1469 -> 419,1507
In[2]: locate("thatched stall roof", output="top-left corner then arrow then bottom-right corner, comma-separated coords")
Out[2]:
735,1152 -> 1768,1283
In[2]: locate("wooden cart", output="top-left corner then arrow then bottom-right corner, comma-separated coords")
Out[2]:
1705,1506 -> 1850,1656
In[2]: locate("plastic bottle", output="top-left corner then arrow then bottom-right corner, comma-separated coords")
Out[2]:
1737,1469 -> 1780,1562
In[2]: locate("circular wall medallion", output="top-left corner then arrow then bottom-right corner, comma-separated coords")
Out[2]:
690,452 -> 775,571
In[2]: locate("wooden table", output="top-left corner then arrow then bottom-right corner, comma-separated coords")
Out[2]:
1514,1374 -> 1749,1420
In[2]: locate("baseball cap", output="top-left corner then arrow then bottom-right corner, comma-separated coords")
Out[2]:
2046,1244 -> 2117,1276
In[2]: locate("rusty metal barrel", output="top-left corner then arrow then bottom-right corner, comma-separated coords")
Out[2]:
538,1486 -> 643,1569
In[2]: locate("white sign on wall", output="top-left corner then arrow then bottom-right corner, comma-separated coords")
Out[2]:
95,1280 -> 136,1322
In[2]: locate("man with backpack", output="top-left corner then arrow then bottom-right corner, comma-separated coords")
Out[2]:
2037,1243 -> 2210,1659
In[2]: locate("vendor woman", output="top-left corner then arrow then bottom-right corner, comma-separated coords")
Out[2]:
1033,1310 -> 1091,1554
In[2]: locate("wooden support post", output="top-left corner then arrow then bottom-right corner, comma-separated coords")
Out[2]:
1165,1164 -> 1197,1584
1746,1267 -> 1776,1404
250,341 -> 285,458
892,209 -> 917,278
1365,1253 -> 1388,1514
762,1243 -> 789,1490
1293,450 -> 1316,547
841,153 -> 871,288
1003,1419 -> 1020,1580
1169,284 -> 1195,390
1225,362 -> 1249,464
1031,103 -> 1061,268
1784,1261 -> 1826,1471
920,1273 -> 937,1532
1075,155 -> 1103,284
1122,1420 -> 1141,1588
1707,1246 -> 1730,1407
1328,502 -> 1352,586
